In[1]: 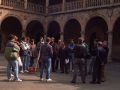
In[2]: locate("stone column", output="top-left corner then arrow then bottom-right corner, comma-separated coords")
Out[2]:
24,0 -> 27,9
22,30 -> 26,37
107,31 -> 113,62
83,0 -> 86,8
44,32 -> 47,42
0,0 -> 2,5
62,0 -> 66,11
60,32 -> 64,41
45,0 -> 49,14
80,31 -> 85,38
110,0 -> 114,4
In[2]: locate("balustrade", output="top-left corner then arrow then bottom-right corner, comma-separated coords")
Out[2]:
114,0 -> 120,3
27,3 -> 45,13
48,4 -> 62,13
86,0 -> 110,7
1,0 -> 24,9
65,0 -> 83,11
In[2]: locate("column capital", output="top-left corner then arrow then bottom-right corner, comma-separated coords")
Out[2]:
80,31 -> 85,35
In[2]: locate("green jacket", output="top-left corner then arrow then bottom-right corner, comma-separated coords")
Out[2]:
4,40 -> 20,60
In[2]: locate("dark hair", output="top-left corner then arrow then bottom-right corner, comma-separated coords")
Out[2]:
8,34 -> 15,40
94,39 -> 99,42
26,37 -> 30,40
21,36 -> 27,41
62,41 -> 66,45
46,37 -> 51,42
30,39 -> 34,42
78,37 -> 84,44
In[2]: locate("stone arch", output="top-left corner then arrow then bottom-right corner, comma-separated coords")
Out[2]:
64,18 -> 81,44
0,14 -> 23,29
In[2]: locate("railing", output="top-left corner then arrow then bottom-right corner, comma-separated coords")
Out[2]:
48,4 -> 62,13
114,0 -> 120,3
65,0 -> 83,11
27,3 -> 45,13
86,0 -> 110,7
1,0 -> 24,9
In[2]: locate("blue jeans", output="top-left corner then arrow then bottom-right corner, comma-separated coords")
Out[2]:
7,60 -> 19,80
88,56 -> 96,73
68,53 -> 74,70
20,56 -> 27,71
40,56 -> 51,79
26,55 -> 30,69
30,57 -> 35,67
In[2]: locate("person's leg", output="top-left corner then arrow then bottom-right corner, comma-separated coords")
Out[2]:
52,53 -> 56,72
71,59 -> 79,82
23,56 -> 27,71
40,56 -> 45,79
26,55 -> 30,70
20,56 -> 24,71
30,57 -> 34,67
55,60 -> 59,70
88,56 -> 94,73
46,57 -> 51,79
92,65 -> 98,83
11,60 -> 19,80
71,53 -> 74,70
7,61 -> 12,80
79,59 -> 86,83
65,61 -> 69,73
61,59 -> 64,72
68,53 -> 71,71
97,64 -> 102,83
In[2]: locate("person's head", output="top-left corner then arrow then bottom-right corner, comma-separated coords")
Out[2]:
14,36 -> 18,41
30,39 -> 35,45
46,37 -> 51,44
70,39 -> 74,44
21,36 -> 27,42
51,37 -> 55,42
98,41 -> 103,46
26,37 -> 30,43
8,34 -> 15,41
78,37 -> 84,44
94,39 -> 99,45
58,39 -> 61,44
61,41 -> 66,46
40,37 -> 43,42
103,41 -> 108,46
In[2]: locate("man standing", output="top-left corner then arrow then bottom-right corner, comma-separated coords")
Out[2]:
88,39 -> 98,74
101,41 -> 109,82
71,38 -> 86,83
40,37 -> 53,81
5,34 -> 22,82
58,41 -> 69,74
50,37 -> 58,72
68,39 -> 76,72
89,42 -> 107,84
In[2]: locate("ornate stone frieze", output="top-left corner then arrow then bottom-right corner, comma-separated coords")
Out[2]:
107,7 -> 113,17
24,15 -> 28,20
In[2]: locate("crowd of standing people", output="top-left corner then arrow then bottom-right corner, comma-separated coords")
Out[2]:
4,34 -> 109,84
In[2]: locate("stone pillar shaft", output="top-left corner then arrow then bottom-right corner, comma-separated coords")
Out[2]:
110,0 -> 114,4
62,0 -> 66,11
24,0 -> 27,9
60,32 -> 64,41
83,0 -> 86,8
22,30 -> 26,37
0,0 -> 2,4
46,0 -> 49,14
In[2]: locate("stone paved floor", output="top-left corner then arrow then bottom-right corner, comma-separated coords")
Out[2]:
0,54 -> 120,90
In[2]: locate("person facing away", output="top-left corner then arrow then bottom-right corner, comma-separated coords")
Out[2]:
29,39 -> 38,67
57,41 -> 69,74
40,37 -> 53,81
68,39 -> 76,72
71,37 -> 86,84
50,37 -> 59,72
88,39 -> 99,74
4,34 -> 22,82
89,41 -> 107,84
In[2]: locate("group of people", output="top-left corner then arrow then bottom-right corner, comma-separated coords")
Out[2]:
4,34 -> 109,84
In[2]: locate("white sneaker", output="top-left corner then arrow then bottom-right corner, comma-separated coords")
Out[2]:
24,70 -> 29,73
15,79 -> 22,82
40,78 -> 43,81
11,74 -> 14,76
20,70 -> 24,73
46,78 -> 52,81
8,78 -> 13,81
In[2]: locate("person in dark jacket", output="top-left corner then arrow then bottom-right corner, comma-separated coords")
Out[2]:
88,39 -> 99,74
101,41 -> 109,82
40,37 -> 53,81
71,38 -> 86,83
58,41 -> 69,74
89,41 -> 107,84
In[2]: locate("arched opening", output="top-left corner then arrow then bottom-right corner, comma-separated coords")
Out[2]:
64,19 -> 81,44
85,17 -> 108,53
112,17 -> 120,60
47,21 -> 60,43
26,20 -> 44,44
1,16 -> 22,41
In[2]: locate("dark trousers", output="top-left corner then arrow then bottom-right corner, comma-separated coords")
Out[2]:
72,58 -> 86,83
60,59 -> 68,73
55,60 -> 59,70
51,53 -> 56,71
30,57 -> 34,67
92,62 -> 102,83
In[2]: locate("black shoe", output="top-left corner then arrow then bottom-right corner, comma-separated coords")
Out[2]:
71,81 -> 76,83
89,81 -> 96,84
96,82 -> 101,84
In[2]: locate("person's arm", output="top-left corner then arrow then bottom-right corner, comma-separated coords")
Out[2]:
20,44 -> 27,50
13,44 -> 20,52
37,42 -> 40,50
49,46 -> 53,57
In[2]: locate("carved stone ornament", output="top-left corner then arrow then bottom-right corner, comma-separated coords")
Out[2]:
107,7 -> 113,17
24,15 -> 28,20
80,14 -> 84,20
80,31 -> 85,35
